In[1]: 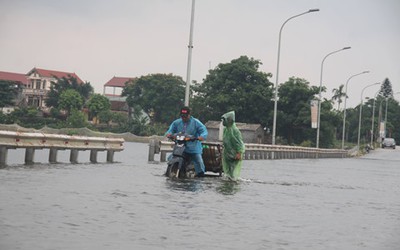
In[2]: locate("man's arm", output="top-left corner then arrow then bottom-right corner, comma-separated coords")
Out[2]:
165,120 -> 178,136
196,119 -> 208,141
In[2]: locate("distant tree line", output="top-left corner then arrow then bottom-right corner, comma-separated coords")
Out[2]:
1,56 -> 399,148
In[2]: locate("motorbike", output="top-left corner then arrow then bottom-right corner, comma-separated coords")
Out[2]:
165,132 -> 198,178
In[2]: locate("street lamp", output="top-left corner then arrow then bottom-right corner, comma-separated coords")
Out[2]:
370,90 -> 380,147
184,0 -> 196,106
341,71 -> 369,149
384,97 -> 388,137
316,46 -> 351,148
378,98 -> 386,140
272,8 -> 319,145
357,82 -> 380,150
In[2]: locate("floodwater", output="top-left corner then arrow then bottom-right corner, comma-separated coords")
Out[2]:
0,142 -> 399,250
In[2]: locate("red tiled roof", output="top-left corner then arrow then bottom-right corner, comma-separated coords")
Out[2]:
104,76 -> 135,87
27,67 -> 84,83
0,71 -> 29,85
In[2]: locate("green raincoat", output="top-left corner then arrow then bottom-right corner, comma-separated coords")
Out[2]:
221,111 -> 245,179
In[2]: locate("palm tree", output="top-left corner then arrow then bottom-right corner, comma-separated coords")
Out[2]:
331,84 -> 347,110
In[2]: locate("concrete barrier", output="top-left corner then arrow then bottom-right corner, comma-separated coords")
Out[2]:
0,130 -> 124,166
148,139 -> 348,162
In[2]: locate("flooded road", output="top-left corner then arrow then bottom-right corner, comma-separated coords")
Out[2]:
1,143 -> 399,250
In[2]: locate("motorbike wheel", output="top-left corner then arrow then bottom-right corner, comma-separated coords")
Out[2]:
166,163 -> 180,178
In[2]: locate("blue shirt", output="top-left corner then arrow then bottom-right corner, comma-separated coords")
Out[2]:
166,116 -> 208,154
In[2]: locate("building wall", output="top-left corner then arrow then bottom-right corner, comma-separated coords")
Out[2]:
206,127 -> 264,144
207,128 -> 221,142
25,73 -> 53,109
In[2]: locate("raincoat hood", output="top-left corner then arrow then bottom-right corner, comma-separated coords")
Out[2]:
221,111 -> 235,127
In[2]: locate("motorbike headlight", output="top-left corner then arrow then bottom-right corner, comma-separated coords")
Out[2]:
176,135 -> 185,140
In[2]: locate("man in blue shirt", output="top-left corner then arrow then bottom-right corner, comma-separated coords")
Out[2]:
166,106 -> 208,177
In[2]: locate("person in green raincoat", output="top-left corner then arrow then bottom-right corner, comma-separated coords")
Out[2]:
221,111 -> 245,179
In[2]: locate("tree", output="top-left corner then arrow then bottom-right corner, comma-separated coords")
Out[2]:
0,80 -> 22,107
277,77 -> 320,145
110,112 -> 129,130
6,107 -> 55,129
86,94 -> 111,120
58,89 -> 83,115
379,78 -> 393,98
98,110 -> 113,125
129,109 -> 151,136
122,73 -> 185,124
45,76 -> 93,109
323,91 -> 400,148
192,56 -> 273,125
319,99 -> 341,148
331,84 -> 346,110
65,109 -> 88,128
385,98 -> 400,140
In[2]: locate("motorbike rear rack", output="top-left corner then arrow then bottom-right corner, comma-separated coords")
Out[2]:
202,142 -> 223,174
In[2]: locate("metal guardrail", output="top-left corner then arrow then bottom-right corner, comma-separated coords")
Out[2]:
148,139 -> 348,162
0,130 -> 124,165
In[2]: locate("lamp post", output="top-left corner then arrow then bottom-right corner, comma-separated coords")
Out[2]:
370,90 -> 380,147
272,8 -> 319,145
184,0 -> 196,106
341,71 -> 369,149
384,97 -> 388,137
316,46 -> 351,148
357,82 -> 380,150
377,98 -> 386,141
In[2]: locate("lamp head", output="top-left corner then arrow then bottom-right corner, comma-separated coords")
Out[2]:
343,46 -> 351,50
309,9 -> 320,12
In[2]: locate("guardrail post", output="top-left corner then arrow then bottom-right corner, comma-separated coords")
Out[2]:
49,148 -> 58,163
70,149 -> 79,164
0,146 -> 7,166
148,139 -> 156,162
160,151 -> 167,162
107,150 -> 114,163
90,150 -> 98,163
25,148 -> 35,164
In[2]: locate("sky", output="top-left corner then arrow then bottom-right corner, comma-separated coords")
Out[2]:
1,0 -> 399,108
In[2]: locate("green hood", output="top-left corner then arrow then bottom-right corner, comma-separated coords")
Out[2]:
221,111 -> 235,127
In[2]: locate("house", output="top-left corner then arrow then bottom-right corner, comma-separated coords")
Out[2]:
103,76 -> 135,97
103,76 -> 135,113
205,120 -> 265,144
25,67 -> 84,110
0,71 -> 28,113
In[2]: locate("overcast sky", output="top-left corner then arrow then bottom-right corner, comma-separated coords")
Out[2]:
1,0 -> 399,108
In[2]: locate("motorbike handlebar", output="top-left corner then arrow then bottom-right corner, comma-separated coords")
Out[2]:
167,134 -> 198,142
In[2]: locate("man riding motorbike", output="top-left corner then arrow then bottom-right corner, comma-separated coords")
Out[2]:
165,106 -> 208,177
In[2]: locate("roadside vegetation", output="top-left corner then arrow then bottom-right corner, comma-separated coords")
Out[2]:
1,56 -> 399,149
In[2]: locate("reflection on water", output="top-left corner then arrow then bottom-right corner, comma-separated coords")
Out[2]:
165,178 -> 204,193
165,176 -> 242,195
216,179 -> 241,195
